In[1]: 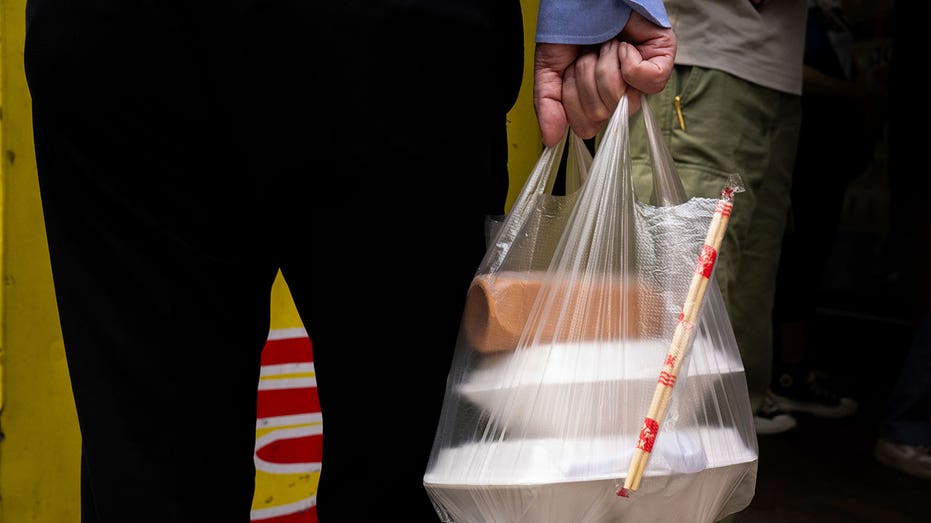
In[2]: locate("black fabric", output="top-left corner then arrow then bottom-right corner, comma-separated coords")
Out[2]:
772,4 -> 876,329
25,1 -> 523,521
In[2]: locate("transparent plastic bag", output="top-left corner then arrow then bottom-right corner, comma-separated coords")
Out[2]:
425,95 -> 758,523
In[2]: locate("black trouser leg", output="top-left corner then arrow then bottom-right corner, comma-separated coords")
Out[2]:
26,3 -> 279,521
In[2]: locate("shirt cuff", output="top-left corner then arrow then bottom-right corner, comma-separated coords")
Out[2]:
535,0 -> 671,45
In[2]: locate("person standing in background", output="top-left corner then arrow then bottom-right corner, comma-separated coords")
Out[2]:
767,0 -> 893,430
874,287 -> 931,479
24,1 -> 674,521
622,0 -> 809,434
873,0 -> 931,481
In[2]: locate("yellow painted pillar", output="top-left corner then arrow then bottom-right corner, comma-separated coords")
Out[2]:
0,0 -> 83,521
507,0 -> 543,212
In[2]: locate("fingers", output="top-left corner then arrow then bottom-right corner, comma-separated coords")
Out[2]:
562,40 -> 628,140
619,41 -> 675,95
595,40 -> 626,108
619,12 -> 677,94
533,11 -> 677,146
533,43 -> 580,147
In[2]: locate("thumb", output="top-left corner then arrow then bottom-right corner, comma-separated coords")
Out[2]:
619,41 -> 674,94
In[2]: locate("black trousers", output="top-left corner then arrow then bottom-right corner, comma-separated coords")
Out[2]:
25,1 -> 522,521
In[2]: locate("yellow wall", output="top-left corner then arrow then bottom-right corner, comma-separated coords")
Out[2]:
506,0 -> 543,211
0,0 -> 83,521
0,1 -> 540,521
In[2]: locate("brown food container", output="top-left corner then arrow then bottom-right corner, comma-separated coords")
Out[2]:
462,271 -> 661,352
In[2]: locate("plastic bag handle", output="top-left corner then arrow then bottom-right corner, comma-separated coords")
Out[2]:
481,130 -> 591,274
639,94 -> 689,207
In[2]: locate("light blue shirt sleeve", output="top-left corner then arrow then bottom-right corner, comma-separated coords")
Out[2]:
536,0 -> 671,44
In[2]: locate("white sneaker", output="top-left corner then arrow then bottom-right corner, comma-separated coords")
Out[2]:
753,396 -> 797,435
874,438 -> 931,480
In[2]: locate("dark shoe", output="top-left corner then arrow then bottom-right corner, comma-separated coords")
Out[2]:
767,370 -> 858,418
874,438 -> 931,480
753,395 -> 797,435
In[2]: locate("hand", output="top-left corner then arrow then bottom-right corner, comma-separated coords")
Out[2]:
533,11 -> 676,147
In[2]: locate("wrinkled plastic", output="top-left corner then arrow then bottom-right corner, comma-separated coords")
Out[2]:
425,95 -> 758,523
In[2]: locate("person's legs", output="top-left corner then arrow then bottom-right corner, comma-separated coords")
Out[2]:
26,3 -> 279,520
767,80 -> 871,421
879,304 -> 931,447
874,304 -> 931,479
725,89 -> 800,412
873,0 -> 931,480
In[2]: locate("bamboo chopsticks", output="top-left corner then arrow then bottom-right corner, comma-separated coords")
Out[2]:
618,175 -> 744,497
